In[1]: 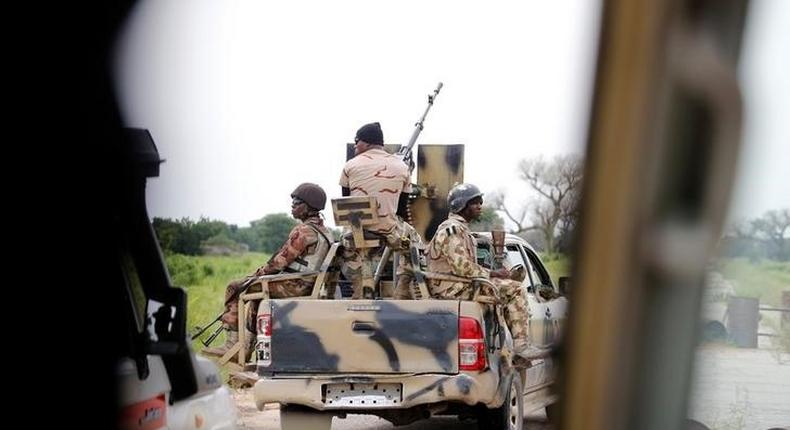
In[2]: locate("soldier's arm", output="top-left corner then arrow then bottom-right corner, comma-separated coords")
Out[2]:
396,162 -> 412,218
443,231 -> 490,278
340,165 -> 351,197
257,225 -> 311,275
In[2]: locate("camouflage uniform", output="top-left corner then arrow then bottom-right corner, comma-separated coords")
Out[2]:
427,213 -> 529,341
221,215 -> 333,331
390,220 -> 424,299
339,147 -> 419,298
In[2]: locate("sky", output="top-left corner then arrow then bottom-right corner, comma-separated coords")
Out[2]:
729,0 -> 790,222
113,0 -> 788,229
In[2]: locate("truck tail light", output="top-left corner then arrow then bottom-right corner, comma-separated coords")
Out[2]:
256,313 -> 272,367
257,313 -> 272,336
459,317 -> 486,371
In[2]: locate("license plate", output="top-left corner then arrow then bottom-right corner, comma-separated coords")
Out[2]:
322,382 -> 402,408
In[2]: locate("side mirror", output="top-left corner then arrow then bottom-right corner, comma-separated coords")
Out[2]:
509,264 -> 527,282
558,276 -> 571,296
537,284 -> 561,301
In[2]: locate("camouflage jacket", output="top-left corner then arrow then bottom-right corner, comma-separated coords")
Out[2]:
339,147 -> 412,232
257,215 -> 334,275
427,214 -> 490,290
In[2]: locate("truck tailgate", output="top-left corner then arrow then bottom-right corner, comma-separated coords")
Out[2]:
268,300 -> 459,374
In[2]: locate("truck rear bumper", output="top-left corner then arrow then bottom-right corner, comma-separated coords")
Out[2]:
254,371 -> 499,411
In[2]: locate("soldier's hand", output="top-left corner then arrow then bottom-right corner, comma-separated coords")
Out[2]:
254,267 -> 266,277
490,268 -> 510,279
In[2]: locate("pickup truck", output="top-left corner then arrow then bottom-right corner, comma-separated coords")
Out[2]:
251,233 -> 568,430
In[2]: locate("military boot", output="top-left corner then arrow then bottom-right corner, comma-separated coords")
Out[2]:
513,338 -> 551,360
203,330 -> 239,357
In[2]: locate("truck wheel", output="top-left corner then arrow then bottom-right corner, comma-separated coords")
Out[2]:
702,321 -> 727,342
280,405 -> 332,430
479,375 -> 524,430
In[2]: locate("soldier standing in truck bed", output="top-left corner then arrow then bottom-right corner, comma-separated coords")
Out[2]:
204,183 -> 334,357
427,183 -> 545,359
339,122 -> 421,299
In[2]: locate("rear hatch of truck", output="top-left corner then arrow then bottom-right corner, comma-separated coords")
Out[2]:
266,299 -> 459,374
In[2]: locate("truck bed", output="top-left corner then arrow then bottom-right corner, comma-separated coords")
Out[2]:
263,299 -> 460,374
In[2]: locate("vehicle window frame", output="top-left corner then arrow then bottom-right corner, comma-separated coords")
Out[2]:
505,243 -> 527,268
523,246 -> 555,292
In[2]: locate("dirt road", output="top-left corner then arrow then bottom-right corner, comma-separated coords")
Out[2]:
232,389 -> 552,429
231,345 -> 788,429
688,344 -> 790,429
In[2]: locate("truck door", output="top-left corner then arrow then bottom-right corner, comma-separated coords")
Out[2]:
522,246 -> 568,348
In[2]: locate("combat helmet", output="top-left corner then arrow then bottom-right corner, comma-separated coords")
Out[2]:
291,183 -> 327,211
447,183 -> 483,213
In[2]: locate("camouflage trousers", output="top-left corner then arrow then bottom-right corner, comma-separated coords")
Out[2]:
342,244 -> 412,299
391,269 -> 415,300
430,278 -> 530,341
341,221 -> 422,299
220,276 -> 312,331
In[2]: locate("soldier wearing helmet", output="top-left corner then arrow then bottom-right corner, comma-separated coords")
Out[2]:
427,183 -> 540,359
339,122 -> 421,299
204,183 -> 334,357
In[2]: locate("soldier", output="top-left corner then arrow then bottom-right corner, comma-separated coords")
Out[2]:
204,183 -> 334,357
339,122 -> 421,299
427,183 -> 544,359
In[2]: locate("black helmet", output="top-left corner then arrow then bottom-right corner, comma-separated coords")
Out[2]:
447,183 -> 483,213
291,183 -> 327,211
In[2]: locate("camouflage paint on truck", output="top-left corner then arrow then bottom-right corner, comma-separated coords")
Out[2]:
264,299 -> 459,373
254,301 -> 511,411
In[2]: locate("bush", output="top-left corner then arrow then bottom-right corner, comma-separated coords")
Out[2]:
166,254 -> 200,286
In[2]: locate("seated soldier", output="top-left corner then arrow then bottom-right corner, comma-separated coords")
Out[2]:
339,122 -> 421,299
204,183 -> 334,357
426,183 -> 545,359
389,220 -> 424,299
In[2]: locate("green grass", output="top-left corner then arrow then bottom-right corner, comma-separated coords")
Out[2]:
539,253 -> 571,286
532,254 -> 788,307
164,252 -> 269,351
169,251 -> 570,333
714,258 -> 790,307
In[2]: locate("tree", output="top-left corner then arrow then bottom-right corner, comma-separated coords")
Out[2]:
491,155 -> 583,253
720,209 -> 790,261
152,216 -> 237,255
470,206 -> 505,232
201,232 -> 248,255
751,209 -> 790,261
152,217 -> 182,254
152,217 -> 203,255
248,213 -> 297,253
488,191 -> 534,235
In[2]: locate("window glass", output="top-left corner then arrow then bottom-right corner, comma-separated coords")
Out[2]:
687,2 -> 790,428
525,248 -> 552,287
506,244 -> 526,268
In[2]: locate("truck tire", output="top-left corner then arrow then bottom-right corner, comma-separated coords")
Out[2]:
702,321 -> 727,342
280,405 -> 332,430
479,375 -> 524,430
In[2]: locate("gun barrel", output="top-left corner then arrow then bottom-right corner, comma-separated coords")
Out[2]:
399,82 -> 443,158
202,324 -> 225,347
191,313 -> 223,340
